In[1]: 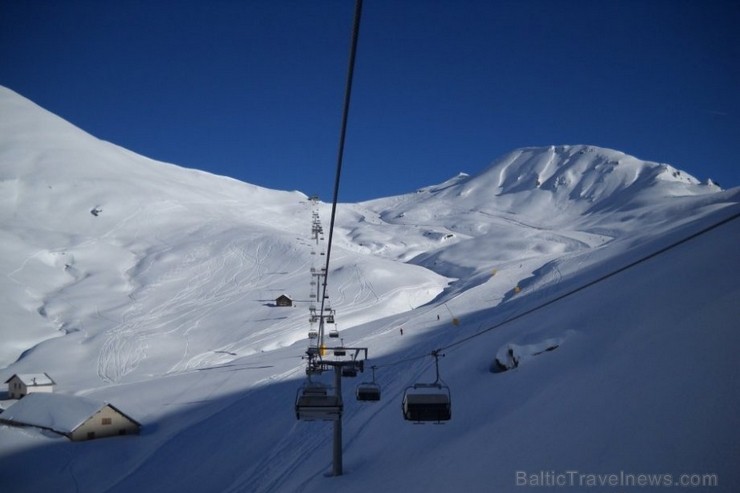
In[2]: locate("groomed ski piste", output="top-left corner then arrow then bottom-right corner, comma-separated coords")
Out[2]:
1,85 -> 738,492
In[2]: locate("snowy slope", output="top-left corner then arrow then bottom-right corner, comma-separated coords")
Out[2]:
1,85 -> 739,492
0,86 -> 449,384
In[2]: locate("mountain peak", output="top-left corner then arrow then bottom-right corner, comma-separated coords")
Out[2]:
480,144 -> 711,191
446,144 -> 722,216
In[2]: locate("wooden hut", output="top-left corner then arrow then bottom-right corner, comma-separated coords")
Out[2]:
275,294 -> 293,307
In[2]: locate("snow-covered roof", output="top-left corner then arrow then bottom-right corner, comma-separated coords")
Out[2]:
4,373 -> 55,386
0,393 -> 138,435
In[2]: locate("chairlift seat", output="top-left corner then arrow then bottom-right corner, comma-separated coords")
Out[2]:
402,384 -> 451,422
296,385 -> 342,421
356,382 -> 381,401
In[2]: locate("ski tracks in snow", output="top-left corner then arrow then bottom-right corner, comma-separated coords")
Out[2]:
333,263 -> 380,314
351,264 -> 380,305
96,237 -> 269,382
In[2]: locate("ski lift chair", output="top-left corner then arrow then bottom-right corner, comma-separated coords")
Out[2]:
402,351 -> 451,422
326,311 -> 337,336
402,383 -> 451,422
356,365 -> 381,401
295,383 -> 342,421
356,382 -> 381,401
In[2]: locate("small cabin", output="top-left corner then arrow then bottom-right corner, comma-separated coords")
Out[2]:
0,393 -> 141,441
4,373 -> 55,399
275,294 -> 293,307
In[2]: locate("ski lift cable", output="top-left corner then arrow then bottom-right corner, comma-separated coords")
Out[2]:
373,208 -> 740,372
319,0 -> 363,326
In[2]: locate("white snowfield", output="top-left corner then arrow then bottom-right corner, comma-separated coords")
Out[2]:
1,85 -> 738,492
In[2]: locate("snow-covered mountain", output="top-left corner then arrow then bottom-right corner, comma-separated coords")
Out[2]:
1,85 -> 738,492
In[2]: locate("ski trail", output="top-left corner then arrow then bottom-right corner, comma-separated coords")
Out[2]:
97,240 -> 224,381
104,362 -> 307,492
216,363 -> 337,493
353,264 -> 379,304
225,420 -> 332,493
96,231 -> 298,381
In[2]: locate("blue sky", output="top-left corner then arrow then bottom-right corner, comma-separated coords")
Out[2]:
1,0 -> 738,202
